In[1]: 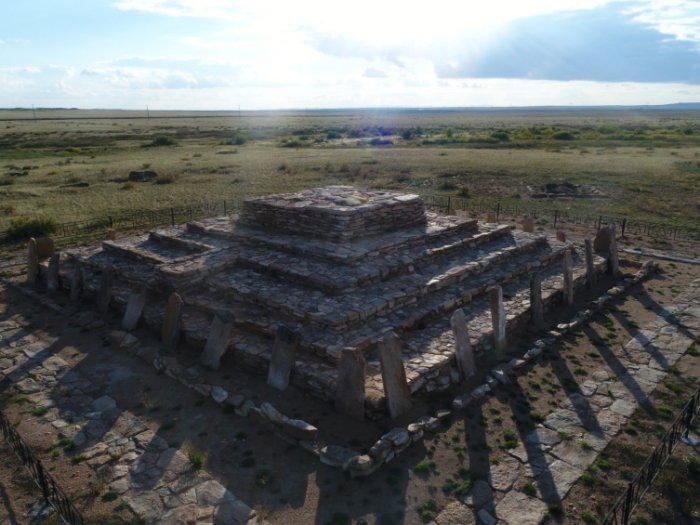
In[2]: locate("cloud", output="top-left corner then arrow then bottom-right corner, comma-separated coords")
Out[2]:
364,67 -> 387,78
112,0 -> 233,18
433,3 -> 700,83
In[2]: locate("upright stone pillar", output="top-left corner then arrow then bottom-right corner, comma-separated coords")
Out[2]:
490,286 -> 506,356
379,331 -> 413,418
69,260 -> 84,302
200,310 -> 235,370
584,239 -> 596,288
563,249 -> 574,306
46,253 -> 60,294
556,230 -> 566,242
161,292 -> 183,352
26,238 -> 39,286
267,325 -> 299,391
36,237 -> 54,258
608,224 -> 620,277
105,229 -> 116,240
486,212 -> 497,224
334,347 -> 366,420
522,217 -> 534,233
530,273 -> 544,330
96,266 -> 114,314
450,309 -> 476,380
122,287 -> 147,331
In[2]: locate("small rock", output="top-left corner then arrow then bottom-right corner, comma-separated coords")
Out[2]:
383,428 -> 410,447
210,386 -> 228,404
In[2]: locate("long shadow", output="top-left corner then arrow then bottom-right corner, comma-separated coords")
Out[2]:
463,400 -> 495,522
582,324 -> 658,416
0,483 -> 20,525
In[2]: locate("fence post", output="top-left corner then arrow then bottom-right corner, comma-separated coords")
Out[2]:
553,210 -> 559,229
496,202 -> 501,223
170,208 -> 175,226
446,196 -> 451,214
597,215 -> 602,230
621,218 -> 627,238
108,216 -> 113,229
223,200 -> 227,215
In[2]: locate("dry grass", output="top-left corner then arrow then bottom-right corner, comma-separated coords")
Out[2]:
1,109 -> 699,233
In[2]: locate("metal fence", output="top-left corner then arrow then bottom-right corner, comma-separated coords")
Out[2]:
1,192 -> 698,249
421,194 -> 700,241
0,409 -> 87,525
601,385 -> 700,525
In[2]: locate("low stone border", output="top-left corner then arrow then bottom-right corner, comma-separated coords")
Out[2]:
4,258 -> 660,485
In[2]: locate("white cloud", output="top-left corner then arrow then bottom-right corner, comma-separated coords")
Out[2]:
112,0 -> 233,18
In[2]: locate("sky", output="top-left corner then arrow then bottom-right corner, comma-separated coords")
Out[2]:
1,0 -> 699,110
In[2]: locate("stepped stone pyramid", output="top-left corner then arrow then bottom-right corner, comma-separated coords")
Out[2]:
59,187 -> 606,416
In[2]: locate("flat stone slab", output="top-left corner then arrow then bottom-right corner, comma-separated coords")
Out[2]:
495,490 -> 548,525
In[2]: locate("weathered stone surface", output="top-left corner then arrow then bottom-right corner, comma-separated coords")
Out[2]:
27,238 -> 39,285
495,490 -> 548,525
122,288 -> 147,331
435,501 -> 476,525
608,224 -> 620,276
96,265 -> 114,314
488,455 -> 521,492
563,249 -> 574,306
522,217 -> 534,233
530,273 -> 544,329
69,260 -> 83,302
46,253 -> 60,293
266,325 -> 299,391
585,239 -> 596,288
35,237 -> 54,258
593,226 -> 611,253
319,445 -> 360,469
451,308 -> 476,380
490,286 -> 506,355
161,292 -> 184,352
334,347 -> 366,420
200,310 -> 235,370
378,331 -> 412,418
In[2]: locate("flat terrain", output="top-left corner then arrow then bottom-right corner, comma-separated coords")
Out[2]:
1,108 -> 699,239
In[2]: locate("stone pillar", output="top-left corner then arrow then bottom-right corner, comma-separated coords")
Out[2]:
450,309 -> 476,380
46,253 -> 60,294
26,238 -> 39,286
379,331 -> 412,419
486,212 -> 497,224
556,230 -> 566,242
122,287 -> 147,331
608,224 -> 620,277
161,292 -> 184,352
96,265 -> 114,314
36,237 -> 54,258
530,273 -> 544,330
563,249 -> 574,306
522,217 -> 534,233
584,239 -> 596,288
490,286 -> 506,355
105,229 -> 116,240
200,310 -> 235,370
69,260 -> 83,302
267,325 -> 299,391
334,347 -> 366,420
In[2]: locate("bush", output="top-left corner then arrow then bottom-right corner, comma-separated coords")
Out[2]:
6,217 -> 56,242
145,135 -> 177,147
188,448 -> 206,469
551,131 -> 575,140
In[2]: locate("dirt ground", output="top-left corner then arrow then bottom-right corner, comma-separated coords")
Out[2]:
0,235 -> 698,524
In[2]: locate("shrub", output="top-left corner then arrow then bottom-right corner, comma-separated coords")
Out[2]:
102,488 -> 119,501
522,482 -> 537,496
551,131 -> 575,140
145,135 -> 177,147
188,448 -> 206,469
6,217 -> 56,242
581,511 -> 598,524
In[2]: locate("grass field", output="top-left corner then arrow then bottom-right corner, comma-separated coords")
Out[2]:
1,108 -> 699,236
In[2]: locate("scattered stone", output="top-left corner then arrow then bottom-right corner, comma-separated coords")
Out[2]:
211,386 -> 229,403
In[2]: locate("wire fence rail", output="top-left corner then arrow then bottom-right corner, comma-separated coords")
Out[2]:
0,192 -> 698,250
600,385 -> 700,525
0,408 -> 87,525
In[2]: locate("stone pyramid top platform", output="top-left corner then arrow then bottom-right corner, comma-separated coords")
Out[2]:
239,186 -> 427,242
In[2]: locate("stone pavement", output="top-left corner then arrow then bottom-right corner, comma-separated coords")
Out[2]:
432,278 -> 700,525
0,284 -> 267,525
